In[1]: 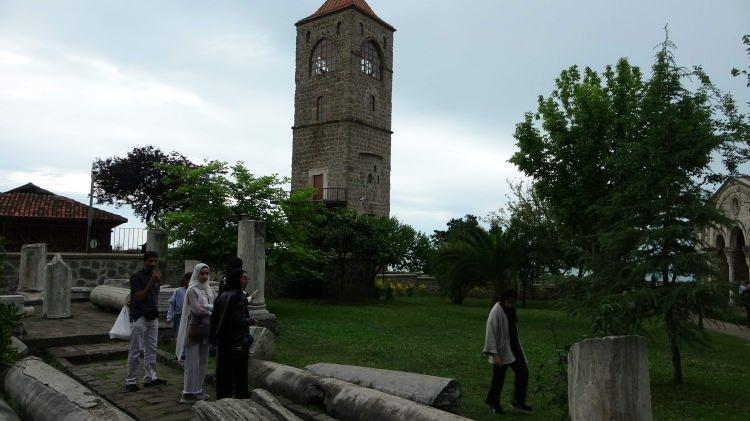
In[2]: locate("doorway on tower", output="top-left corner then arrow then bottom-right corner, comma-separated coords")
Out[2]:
307,171 -> 347,207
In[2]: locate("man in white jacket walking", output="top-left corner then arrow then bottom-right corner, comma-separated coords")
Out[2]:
483,289 -> 532,415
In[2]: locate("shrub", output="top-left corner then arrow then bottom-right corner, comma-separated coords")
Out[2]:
0,304 -> 23,373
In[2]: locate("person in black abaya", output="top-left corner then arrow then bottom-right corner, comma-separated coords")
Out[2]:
210,268 -> 257,399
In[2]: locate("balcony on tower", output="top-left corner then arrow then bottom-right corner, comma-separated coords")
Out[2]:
313,187 -> 348,207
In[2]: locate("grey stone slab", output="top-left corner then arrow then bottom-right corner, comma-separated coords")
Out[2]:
249,326 -> 275,361
43,254 -> 72,319
3,357 -> 135,421
568,335 -> 652,421
10,337 -> 27,357
192,399 -> 279,421
17,244 -> 46,292
250,389 -> 302,421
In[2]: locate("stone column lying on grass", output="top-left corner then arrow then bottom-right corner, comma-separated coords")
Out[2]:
193,391 -> 301,421
17,243 -> 47,292
89,285 -> 130,312
317,377 -> 471,421
3,357 -> 135,421
43,254 -> 72,319
568,335 -> 652,421
247,360 -> 325,405
305,363 -> 461,412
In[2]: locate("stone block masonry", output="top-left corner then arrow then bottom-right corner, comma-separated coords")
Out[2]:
292,5 -> 395,217
1,252 -> 184,294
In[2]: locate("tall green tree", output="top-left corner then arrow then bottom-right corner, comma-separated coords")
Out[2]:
93,146 -> 195,223
160,161 -> 325,277
491,180 -> 561,305
513,38 -> 733,384
433,226 -> 524,304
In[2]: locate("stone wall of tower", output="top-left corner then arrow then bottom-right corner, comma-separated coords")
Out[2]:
292,7 -> 394,217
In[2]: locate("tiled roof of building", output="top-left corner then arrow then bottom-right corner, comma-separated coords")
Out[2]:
0,183 -> 127,223
297,0 -> 394,31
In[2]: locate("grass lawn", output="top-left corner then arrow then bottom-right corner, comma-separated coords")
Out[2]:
269,296 -> 750,420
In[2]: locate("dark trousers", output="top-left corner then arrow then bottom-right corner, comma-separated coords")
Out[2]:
215,343 -> 249,400
485,358 -> 529,407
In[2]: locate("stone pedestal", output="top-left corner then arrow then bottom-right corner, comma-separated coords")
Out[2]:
185,260 -> 200,275
568,336 -> 652,421
146,228 -> 168,276
43,254 -> 72,319
238,219 -> 275,320
17,243 -> 47,292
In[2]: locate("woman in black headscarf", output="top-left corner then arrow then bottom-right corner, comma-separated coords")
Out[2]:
210,268 -> 255,399
218,257 -> 243,296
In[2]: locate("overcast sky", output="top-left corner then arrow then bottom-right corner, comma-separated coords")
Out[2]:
1,0 -> 748,234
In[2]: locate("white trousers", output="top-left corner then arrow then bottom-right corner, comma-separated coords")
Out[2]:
125,317 -> 159,385
183,339 -> 209,395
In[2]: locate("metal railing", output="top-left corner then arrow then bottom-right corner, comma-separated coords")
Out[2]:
313,188 -> 348,204
111,228 -> 147,253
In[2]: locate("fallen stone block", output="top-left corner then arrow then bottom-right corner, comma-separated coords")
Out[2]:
249,326 -> 275,360
247,360 -> 325,405
192,399 -> 283,421
3,357 -> 134,421
306,363 -> 461,411
10,337 -> 27,357
89,285 -> 129,313
250,389 -> 302,421
0,397 -> 20,421
568,335 -> 652,421
0,296 -> 25,314
317,378 -> 470,421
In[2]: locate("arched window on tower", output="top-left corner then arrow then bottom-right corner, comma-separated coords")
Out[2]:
361,41 -> 381,80
316,96 -> 325,122
311,38 -> 336,76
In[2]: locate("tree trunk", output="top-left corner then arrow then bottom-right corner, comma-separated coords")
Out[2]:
665,308 -> 683,384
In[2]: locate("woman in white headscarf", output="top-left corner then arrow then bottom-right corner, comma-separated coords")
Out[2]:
176,263 -> 216,404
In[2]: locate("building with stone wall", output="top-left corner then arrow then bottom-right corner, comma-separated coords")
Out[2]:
700,177 -> 750,301
291,0 -> 394,217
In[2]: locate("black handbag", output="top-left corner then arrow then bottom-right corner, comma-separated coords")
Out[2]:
189,315 -> 210,338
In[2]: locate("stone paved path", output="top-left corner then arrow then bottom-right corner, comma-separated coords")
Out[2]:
704,318 -> 750,342
69,358 -> 215,421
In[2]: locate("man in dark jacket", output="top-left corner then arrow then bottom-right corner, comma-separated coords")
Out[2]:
125,251 -> 167,392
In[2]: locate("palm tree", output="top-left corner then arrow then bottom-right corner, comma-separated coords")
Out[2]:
434,226 -> 524,304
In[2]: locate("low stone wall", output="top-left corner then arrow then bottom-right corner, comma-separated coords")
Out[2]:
0,253 -> 183,294
376,273 -> 441,295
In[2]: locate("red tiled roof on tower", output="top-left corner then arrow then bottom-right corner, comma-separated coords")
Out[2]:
297,0 -> 394,31
312,0 -> 377,19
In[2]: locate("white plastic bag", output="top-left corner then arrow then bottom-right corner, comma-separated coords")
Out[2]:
109,305 -> 132,340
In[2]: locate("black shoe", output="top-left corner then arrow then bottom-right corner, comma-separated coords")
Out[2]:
144,379 -> 168,387
125,384 -> 140,393
487,404 -> 504,414
511,400 -> 533,413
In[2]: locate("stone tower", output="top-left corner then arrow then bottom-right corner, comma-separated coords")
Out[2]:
292,0 -> 395,217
